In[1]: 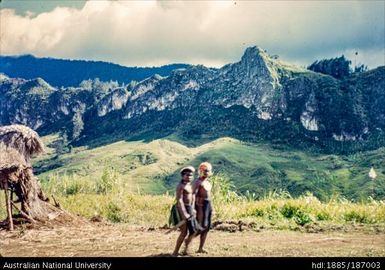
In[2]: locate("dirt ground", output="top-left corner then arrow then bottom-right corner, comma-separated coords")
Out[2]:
1,223 -> 384,257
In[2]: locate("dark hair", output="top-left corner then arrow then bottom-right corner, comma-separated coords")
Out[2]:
181,170 -> 193,176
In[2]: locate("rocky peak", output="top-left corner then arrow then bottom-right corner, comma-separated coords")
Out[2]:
21,78 -> 55,94
239,46 -> 273,74
0,73 -> 9,82
151,74 -> 164,81
97,87 -> 130,117
241,46 -> 267,62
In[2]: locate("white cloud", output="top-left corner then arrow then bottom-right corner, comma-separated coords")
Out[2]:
1,1 -> 384,68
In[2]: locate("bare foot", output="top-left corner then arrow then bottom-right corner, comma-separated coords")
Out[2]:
196,249 -> 208,254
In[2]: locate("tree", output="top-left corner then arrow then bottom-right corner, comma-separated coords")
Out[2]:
72,112 -> 84,140
354,64 -> 368,73
308,56 -> 352,79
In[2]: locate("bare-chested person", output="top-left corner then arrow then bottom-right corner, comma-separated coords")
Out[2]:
172,166 -> 199,256
193,162 -> 213,254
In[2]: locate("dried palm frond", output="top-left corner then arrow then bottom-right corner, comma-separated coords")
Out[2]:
0,142 -> 28,188
0,124 -> 44,163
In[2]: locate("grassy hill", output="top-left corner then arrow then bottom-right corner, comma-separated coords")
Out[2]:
1,134 -> 384,233
33,134 -> 385,201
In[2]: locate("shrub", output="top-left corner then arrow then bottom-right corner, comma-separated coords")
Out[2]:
96,167 -> 118,194
344,210 -> 369,223
280,203 -> 300,218
316,211 -> 331,221
106,202 -> 122,223
211,174 -> 240,203
252,208 -> 265,217
294,210 -> 312,226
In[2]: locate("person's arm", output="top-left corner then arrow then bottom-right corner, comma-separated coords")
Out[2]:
176,184 -> 190,220
192,180 -> 200,215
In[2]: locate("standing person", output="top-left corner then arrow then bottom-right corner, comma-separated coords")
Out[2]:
193,162 -> 213,254
172,166 -> 199,256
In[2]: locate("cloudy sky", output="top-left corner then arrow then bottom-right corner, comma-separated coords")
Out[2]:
1,0 -> 384,68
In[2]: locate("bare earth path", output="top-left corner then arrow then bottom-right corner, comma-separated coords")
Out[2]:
1,224 -> 384,257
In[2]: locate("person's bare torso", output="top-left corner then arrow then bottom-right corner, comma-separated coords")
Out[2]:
177,182 -> 193,205
195,178 -> 212,205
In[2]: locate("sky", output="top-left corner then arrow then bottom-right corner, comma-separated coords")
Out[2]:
0,0 -> 384,69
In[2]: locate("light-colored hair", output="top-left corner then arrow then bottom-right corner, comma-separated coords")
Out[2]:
199,162 -> 212,172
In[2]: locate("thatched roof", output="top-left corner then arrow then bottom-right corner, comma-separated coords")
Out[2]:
0,142 -> 27,170
0,124 -> 44,164
0,142 -> 28,188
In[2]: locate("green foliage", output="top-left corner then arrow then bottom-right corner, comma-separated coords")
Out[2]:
36,135 -> 385,202
64,180 -> 82,195
343,210 -> 375,224
251,207 -> 265,217
279,202 -> 312,226
44,174 -> 94,196
354,64 -> 368,73
96,167 -> 119,194
105,202 -> 122,223
316,211 -> 331,221
308,55 -> 352,79
244,190 -> 258,201
3,172 -> 384,230
211,173 -> 240,203
280,203 -> 300,218
0,54 -> 188,87
293,210 -> 312,226
72,112 -> 84,140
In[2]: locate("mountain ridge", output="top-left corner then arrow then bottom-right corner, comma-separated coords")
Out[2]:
0,54 -> 190,87
1,46 -> 384,154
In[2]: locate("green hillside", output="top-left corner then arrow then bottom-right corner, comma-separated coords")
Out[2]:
34,134 -> 385,201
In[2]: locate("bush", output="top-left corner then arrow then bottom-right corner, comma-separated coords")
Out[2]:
43,174 -> 94,196
64,180 -> 82,195
280,203 -> 300,218
211,174 -> 240,203
252,208 -> 265,217
294,210 -> 312,226
344,210 -> 370,223
316,211 -> 331,221
308,55 -> 351,79
96,167 -> 119,194
105,202 -> 122,223
280,203 -> 313,226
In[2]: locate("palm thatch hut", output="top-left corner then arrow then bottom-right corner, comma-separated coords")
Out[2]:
0,124 -> 44,163
0,125 -> 73,230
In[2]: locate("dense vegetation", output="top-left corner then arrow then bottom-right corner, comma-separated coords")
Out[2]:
0,54 -> 189,87
308,55 -> 367,79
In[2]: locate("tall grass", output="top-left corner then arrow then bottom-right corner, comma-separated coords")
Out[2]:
1,173 -> 384,230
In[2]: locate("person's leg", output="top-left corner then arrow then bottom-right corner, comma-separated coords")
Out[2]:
172,224 -> 187,256
182,231 -> 197,255
196,205 -> 204,227
197,230 -> 208,253
183,207 -> 199,255
197,201 -> 211,253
